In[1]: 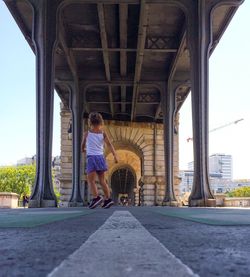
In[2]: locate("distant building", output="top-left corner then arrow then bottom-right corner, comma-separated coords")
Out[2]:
210,179 -> 250,194
179,171 -> 194,193
179,170 -> 223,194
188,153 -> 232,180
209,154 -> 232,180
179,169 -> 250,194
17,156 -> 36,166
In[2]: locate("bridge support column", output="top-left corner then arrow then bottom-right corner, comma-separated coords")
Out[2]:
162,83 -> 178,206
187,0 -> 215,207
29,0 -> 58,208
68,83 -> 84,207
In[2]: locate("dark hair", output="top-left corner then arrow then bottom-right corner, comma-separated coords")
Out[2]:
88,112 -> 104,126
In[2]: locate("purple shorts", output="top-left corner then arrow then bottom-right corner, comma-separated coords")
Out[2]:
86,155 -> 108,174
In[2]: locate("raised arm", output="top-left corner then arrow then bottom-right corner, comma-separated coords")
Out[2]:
81,132 -> 88,153
104,132 -> 118,163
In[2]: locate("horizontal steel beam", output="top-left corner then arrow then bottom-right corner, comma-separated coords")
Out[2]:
56,80 -> 164,91
71,48 -> 177,53
131,0 -> 149,121
87,101 -> 160,104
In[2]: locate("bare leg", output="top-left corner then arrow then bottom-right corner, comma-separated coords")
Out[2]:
87,171 -> 98,198
98,172 -> 110,199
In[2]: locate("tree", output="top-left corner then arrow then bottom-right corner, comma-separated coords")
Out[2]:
227,186 -> 250,197
0,165 -> 35,197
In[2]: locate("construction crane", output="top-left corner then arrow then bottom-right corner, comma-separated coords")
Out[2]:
186,118 -> 244,142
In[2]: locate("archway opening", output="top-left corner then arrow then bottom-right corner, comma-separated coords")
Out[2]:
106,148 -> 142,206
111,167 -> 135,206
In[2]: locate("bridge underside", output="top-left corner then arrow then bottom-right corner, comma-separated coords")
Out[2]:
4,0 -> 243,207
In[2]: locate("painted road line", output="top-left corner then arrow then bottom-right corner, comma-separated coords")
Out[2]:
48,211 -> 198,277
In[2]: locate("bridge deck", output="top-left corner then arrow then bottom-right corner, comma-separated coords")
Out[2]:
5,1 -> 238,122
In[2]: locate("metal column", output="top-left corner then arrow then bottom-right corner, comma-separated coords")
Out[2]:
187,0 -> 215,207
68,83 -> 84,206
162,83 -> 178,206
29,0 -> 58,208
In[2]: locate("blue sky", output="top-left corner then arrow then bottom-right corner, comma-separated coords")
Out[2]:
179,1 -> 250,179
0,1 -> 60,164
0,1 -> 249,179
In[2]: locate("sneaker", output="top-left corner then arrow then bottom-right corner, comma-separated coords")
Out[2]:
102,198 -> 114,209
89,196 -> 103,209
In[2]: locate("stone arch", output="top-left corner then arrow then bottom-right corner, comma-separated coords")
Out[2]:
103,121 -> 162,206
110,140 -> 144,161
106,150 -> 141,182
104,122 -> 157,175
104,130 -> 145,157
110,165 -> 137,205
106,148 -> 141,205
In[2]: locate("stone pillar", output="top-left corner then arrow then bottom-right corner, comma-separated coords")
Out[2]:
59,104 -> 72,206
68,83 -> 84,206
173,113 -> 181,198
134,187 -> 140,206
162,83 -> 178,206
153,125 -> 166,205
155,177 -> 166,205
141,176 -> 157,206
29,0 -> 58,208
187,0 -> 215,207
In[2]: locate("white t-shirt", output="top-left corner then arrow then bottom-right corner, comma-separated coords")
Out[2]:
86,132 -> 104,156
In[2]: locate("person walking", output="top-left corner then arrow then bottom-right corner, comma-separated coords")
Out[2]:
81,112 -> 118,209
22,195 -> 29,208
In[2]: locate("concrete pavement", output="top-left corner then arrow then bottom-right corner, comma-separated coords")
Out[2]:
49,211 -> 197,277
1,207 -> 250,277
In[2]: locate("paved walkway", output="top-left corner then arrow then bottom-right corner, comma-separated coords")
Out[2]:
1,207 -> 250,277
49,211 -> 196,277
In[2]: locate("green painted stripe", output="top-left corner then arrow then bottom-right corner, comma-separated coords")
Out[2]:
0,210 -> 94,228
150,208 -> 250,226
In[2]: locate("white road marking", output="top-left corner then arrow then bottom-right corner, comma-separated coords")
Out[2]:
48,211 -> 198,277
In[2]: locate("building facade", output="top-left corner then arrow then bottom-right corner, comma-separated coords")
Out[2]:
209,154 -> 232,180
188,153 -> 233,180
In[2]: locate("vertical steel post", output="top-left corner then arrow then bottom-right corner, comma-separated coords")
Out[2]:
68,83 -> 84,206
162,83 -> 178,206
187,0 -> 215,207
29,0 -> 58,208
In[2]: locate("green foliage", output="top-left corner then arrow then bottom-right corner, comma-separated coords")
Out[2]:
227,186 -> 250,197
0,165 -> 61,203
0,165 -> 36,197
52,169 -> 61,204
54,186 -> 61,204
